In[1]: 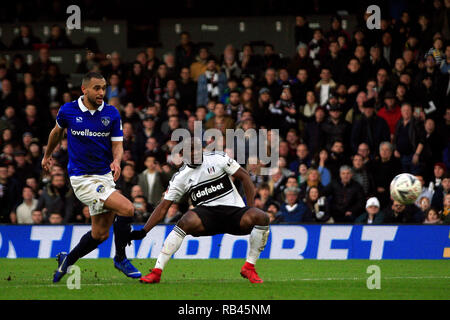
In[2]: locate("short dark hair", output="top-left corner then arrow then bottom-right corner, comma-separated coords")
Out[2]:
82,72 -> 105,86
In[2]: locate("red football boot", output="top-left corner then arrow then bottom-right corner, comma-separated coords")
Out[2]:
140,268 -> 162,284
240,262 -> 263,283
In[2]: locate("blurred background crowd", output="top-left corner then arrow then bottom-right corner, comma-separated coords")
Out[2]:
0,0 -> 449,225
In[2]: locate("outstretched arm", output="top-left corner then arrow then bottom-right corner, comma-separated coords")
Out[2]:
129,199 -> 173,240
232,167 -> 256,207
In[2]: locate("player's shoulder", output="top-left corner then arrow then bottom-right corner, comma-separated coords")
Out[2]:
102,103 -> 121,117
59,99 -> 79,114
169,163 -> 191,183
203,151 -> 228,158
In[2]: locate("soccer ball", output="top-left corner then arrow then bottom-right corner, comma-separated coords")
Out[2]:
390,173 -> 422,205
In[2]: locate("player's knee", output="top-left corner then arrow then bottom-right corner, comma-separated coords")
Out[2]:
122,202 -> 135,217
92,231 -> 109,242
177,212 -> 201,235
242,209 -> 269,229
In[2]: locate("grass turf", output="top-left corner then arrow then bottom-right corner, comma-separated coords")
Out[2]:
0,259 -> 448,300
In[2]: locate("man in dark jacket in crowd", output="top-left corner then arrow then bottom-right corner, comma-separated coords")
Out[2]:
35,173 -> 75,223
393,102 -> 425,174
372,141 -> 402,209
321,103 -> 351,151
383,200 -> 424,224
351,98 -> 390,154
323,165 -> 365,222
0,162 -> 21,223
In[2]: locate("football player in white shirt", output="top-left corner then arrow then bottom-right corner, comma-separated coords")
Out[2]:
130,138 -> 270,283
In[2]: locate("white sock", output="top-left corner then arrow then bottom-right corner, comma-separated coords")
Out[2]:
246,225 -> 269,265
155,226 -> 186,270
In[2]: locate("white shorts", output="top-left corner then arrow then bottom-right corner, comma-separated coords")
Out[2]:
70,172 -> 117,216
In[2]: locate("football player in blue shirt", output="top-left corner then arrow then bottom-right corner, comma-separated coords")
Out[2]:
42,72 -> 141,282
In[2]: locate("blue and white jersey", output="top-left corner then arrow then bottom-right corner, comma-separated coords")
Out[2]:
56,96 -> 123,177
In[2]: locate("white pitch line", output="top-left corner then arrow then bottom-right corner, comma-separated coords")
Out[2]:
1,276 -> 449,289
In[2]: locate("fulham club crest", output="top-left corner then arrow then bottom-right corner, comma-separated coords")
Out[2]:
207,166 -> 215,175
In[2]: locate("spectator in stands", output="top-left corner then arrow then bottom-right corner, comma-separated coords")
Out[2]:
177,67 -> 197,113
196,57 -> 227,107
372,141 -> 402,208
0,79 -> 19,110
102,51 -> 126,80
383,200 -> 424,224
10,25 -> 41,50
303,106 -> 326,156
298,167 -> 324,199
303,186 -> 332,223
162,52 -> 178,79
288,42 -> 316,79
115,162 -> 138,200
323,165 -> 365,222
48,212 -> 63,224
255,183 -> 275,212
29,47 -> 51,81
226,89 -> 245,123
262,44 -> 282,71
145,46 -> 161,77
31,209 -> 44,224
279,186 -> 312,223
325,139 -> 349,180
12,149 -> 34,189
35,173 -> 74,223
46,24 -> 72,49
205,102 -> 235,132
137,153 -> 171,209
351,153 -> 375,198
289,143 -> 311,173
0,162 -> 21,223
190,47 -> 210,81
270,85 -> 297,134
431,172 -> 450,212
355,197 -> 385,224
221,44 -> 242,80
423,207 -> 443,224
441,194 -> 450,224
39,63 -> 68,104
350,98 -> 390,154
106,73 -> 127,103
295,15 -> 313,47
393,102 -> 425,174
377,91 -> 401,139
266,202 -> 281,224
132,195 -> 151,223
321,102 -> 351,150
315,67 -> 336,107
175,31 -> 196,69
10,186 -> 37,224
432,162 -> 447,189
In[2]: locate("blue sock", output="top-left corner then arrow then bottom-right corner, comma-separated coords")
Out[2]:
67,231 -> 103,266
113,215 -> 133,262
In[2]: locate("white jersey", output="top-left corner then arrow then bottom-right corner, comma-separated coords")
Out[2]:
164,151 -> 245,208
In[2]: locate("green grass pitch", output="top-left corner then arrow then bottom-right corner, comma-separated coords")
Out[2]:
0,259 -> 449,300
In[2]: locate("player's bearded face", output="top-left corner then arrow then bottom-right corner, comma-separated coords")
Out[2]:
84,79 -> 106,107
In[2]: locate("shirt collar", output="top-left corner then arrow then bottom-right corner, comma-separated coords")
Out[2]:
78,95 -> 105,113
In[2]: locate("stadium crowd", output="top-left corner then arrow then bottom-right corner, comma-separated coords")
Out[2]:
0,4 -> 450,225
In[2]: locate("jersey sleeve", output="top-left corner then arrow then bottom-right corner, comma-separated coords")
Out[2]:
164,173 -> 187,202
219,152 -> 241,176
111,109 -> 123,142
55,104 -> 68,128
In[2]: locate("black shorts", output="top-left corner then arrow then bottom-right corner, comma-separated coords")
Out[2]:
191,205 -> 251,236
